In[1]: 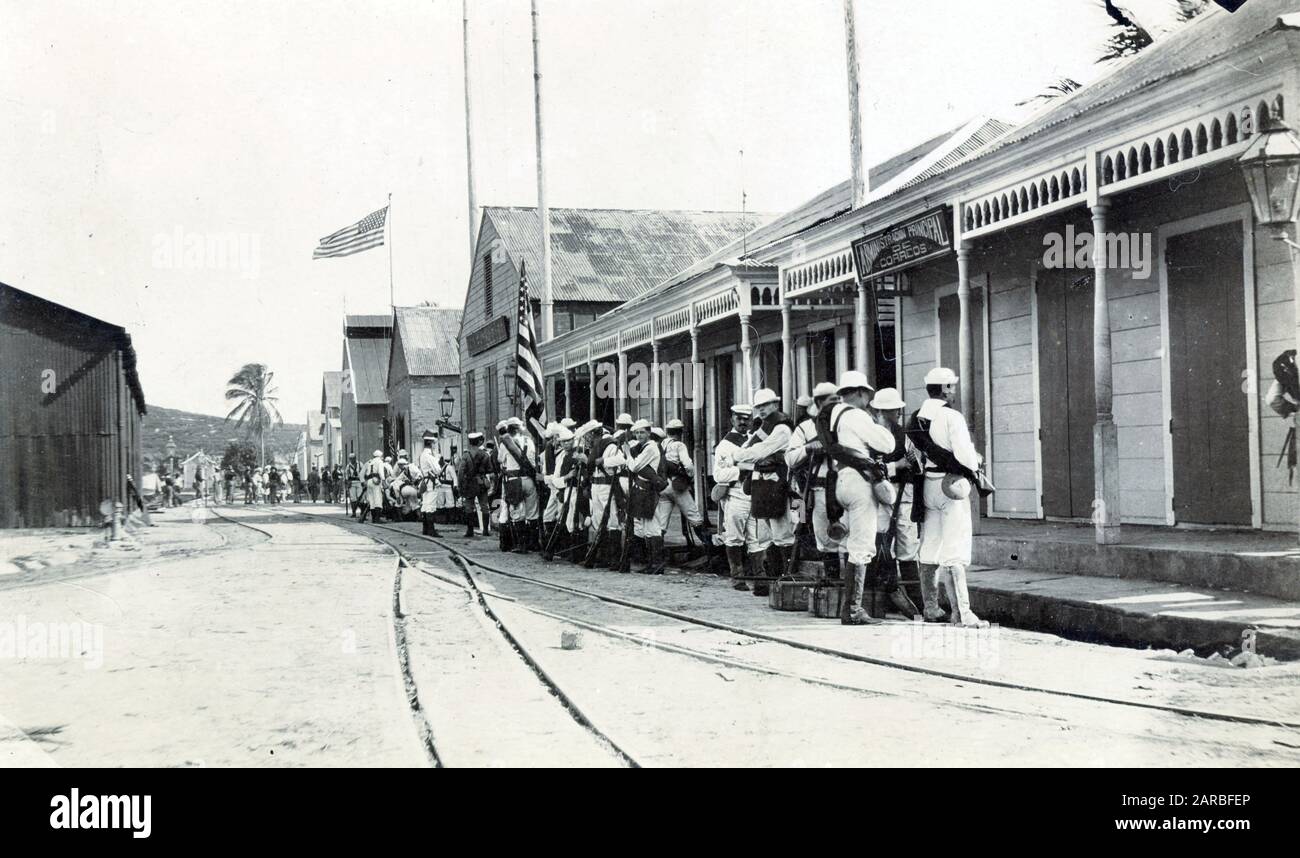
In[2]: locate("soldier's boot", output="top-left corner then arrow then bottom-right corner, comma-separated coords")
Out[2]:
747,549 -> 770,597
944,564 -> 987,628
464,518 -> 476,539
724,545 -> 748,591
605,535 -> 622,571
841,562 -> 882,626
581,532 -> 601,568
498,519 -> 512,553
693,522 -> 714,568
641,536 -> 665,575
888,579 -> 921,620
428,514 -> 441,538
821,551 -> 841,582
919,562 -> 947,622
511,522 -> 529,554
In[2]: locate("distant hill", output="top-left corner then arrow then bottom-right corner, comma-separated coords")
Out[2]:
142,405 -> 305,468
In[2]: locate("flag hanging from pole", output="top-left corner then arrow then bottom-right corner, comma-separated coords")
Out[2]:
514,261 -> 547,447
313,206 -> 388,259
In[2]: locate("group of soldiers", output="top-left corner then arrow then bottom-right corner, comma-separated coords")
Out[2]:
343,433 -> 462,533
715,366 -> 990,628
380,364 -> 988,630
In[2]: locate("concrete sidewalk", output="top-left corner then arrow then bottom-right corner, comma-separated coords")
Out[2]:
967,566 -> 1300,660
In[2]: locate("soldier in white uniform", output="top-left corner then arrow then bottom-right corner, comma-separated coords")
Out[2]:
582,413 -> 633,569
622,419 -> 665,574
499,416 -> 540,553
715,403 -> 753,589
362,449 -> 391,524
732,388 -> 795,597
417,432 -> 440,536
785,381 -> 844,579
826,371 -> 896,625
912,367 -> 987,627
541,424 -> 579,556
655,418 -> 709,551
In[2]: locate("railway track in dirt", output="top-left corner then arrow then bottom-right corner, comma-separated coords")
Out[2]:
212,506 -> 640,768
305,512 -> 1300,737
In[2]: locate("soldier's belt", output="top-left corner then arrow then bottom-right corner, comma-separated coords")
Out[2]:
590,476 -> 611,485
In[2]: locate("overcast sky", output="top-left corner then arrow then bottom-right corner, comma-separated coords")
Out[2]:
2,0 -> 1155,420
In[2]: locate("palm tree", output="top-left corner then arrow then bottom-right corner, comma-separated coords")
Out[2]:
224,363 -> 283,466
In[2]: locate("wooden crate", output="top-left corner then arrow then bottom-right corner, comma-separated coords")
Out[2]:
810,584 -> 843,618
769,579 -> 813,611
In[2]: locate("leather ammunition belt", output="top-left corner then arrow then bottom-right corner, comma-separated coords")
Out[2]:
504,469 -> 528,477
590,475 -> 611,485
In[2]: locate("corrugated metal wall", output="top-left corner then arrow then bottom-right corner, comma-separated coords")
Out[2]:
0,318 -> 139,528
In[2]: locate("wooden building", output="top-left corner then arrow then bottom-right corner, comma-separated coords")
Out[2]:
320,370 -> 343,468
537,0 -> 1300,540
0,283 -> 147,527
339,314 -> 391,462
386,305 -> 462,459
458,206 -> 766,439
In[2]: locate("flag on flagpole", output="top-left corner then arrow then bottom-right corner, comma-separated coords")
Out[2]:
514,261 -> 547,448
313,206 -> 388,259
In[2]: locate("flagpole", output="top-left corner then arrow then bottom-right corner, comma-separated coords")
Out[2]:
531,0 -> 553,342
462,0 -> 479,260
388,192 -> 395,309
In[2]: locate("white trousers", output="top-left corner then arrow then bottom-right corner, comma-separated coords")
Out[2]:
653,487 -> 703,533
589,482 -> 622,532
834,468 -> 881,567
876,481 -> 919,562
508,477 -> 539,523
721,492 -> 749,547
809,486 -> 844,553
919,475 -> 972,567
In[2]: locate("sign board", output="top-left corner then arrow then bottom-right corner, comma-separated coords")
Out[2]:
467,316 -> 510,356
851,206 -> 952,283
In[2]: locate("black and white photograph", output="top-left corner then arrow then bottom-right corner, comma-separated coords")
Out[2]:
2,0 -> 1298,799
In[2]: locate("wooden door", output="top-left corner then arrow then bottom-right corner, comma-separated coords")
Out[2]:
1167,222 -> 1250,525
1036,268 -> 1096,518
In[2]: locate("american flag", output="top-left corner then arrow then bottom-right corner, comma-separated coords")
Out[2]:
313,206 -> 388,259
515,261 -> 547,447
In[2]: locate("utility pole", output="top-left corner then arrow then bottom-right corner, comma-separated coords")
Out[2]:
462,0 -> 479,260
843,0 -> 867,207
531,0 -> 554,341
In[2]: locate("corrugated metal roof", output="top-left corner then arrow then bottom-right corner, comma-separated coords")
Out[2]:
345,335 -> 391,406
956,0 -> 1292,162
0,282 -> 146,414
321,370 -> 343,411
344,314 -> 391,330
393,306 -> 462,377
484,207 -> 770,303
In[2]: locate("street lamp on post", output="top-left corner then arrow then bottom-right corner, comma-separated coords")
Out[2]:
1240,115 -> 1300,245
439,386 -> 455,420
1240,115 -> 1300,544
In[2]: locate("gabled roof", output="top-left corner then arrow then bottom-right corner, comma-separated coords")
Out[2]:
321,370 -> 343,412
482,207 -> 771,304
391,306 -> 462,379
0,282 -> 147,415
614,117 -> 1011,314
344,334 -> 392,406
962,0 -> 1294,161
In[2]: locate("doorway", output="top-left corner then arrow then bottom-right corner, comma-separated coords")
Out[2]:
1166,220 -> 1251,526
1035,267 -> 1095,519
